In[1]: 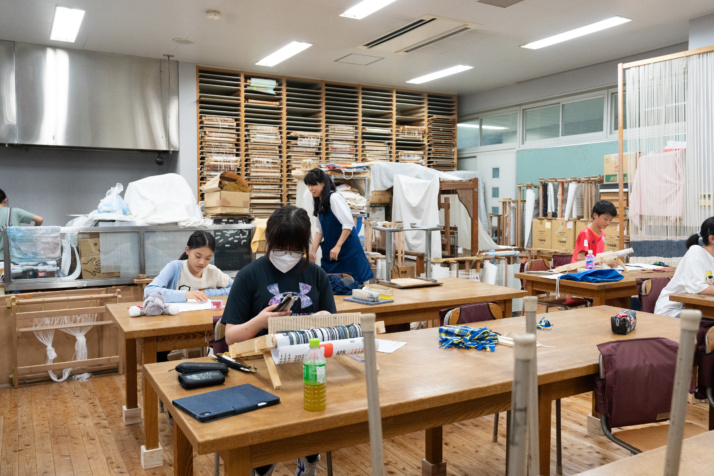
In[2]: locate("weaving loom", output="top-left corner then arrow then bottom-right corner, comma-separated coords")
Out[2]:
228,313 -> 381,389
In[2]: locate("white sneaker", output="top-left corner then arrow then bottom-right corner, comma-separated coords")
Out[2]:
253,464 -> 275,476
295,455 -> 320,476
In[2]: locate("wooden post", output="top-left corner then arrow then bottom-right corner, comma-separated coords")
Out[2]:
524,297 -> 540,475
361,314 -> 385,476
508,333 -> 536,476
617,62 -> 626,250
664,310 -> 702,476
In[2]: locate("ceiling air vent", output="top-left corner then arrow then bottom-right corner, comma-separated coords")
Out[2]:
360,15 -> 479,54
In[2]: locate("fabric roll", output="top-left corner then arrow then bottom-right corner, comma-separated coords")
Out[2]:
563,182 -> 578,220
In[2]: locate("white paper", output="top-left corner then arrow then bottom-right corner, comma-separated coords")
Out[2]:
375,339 -> 406,353
172,301 -> 213,313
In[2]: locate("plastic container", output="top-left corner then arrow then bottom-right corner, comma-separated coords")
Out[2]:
585,250 -> 595,270
303,338 -> 326,411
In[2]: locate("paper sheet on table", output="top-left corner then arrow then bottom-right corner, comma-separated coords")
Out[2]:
542,273 -> 565,279
172,300 -> 213,313
375,339 -> 406,353
625,264 -> 665,270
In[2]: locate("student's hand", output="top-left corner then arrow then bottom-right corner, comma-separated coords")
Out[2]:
330,245 -> 341,261
315,310 -> 331,315
255,303 -> 292,327
186,290 -> 208,302
309,250 -> 317,262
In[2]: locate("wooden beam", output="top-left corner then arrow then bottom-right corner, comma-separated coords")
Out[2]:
17,356 -> 120,375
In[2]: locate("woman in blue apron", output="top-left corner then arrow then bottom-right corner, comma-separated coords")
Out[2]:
304,168 -> 374,285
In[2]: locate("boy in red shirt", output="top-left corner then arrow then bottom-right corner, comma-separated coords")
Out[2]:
571,200 -> 617,263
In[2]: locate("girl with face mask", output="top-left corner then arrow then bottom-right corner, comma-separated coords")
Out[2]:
222,206 -> 334,476
144,231 -> 233,302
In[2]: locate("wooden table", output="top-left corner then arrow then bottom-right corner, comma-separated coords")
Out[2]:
516,269 -> 675,306
107,279 -> 524,468
669,293 -> 714,319
577,430 -> 714,475
143,306 -> 681,476
106,299 -> 227,469
335,278 -> 526,325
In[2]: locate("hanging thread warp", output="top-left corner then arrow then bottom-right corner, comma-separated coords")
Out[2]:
33,313 -> 97,382
438,325 -> 499,351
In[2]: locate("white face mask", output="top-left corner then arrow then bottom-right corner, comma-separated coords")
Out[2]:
269,251 -> 303,273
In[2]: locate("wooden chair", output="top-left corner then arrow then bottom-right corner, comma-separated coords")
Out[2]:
594,335 -> 707,454
10,290 -> 121,388
636,277 -> 670,313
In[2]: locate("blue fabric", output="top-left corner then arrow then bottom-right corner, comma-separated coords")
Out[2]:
559,268 -> 624,283
318,199 -> 374,284
144,260 -> 233,302
328,274 -> 361,295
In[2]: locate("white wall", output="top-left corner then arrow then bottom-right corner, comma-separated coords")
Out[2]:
459,43 -> 687,116
458,149 -> 517,216
690,13 -> 714,49
177,61 -> 198,198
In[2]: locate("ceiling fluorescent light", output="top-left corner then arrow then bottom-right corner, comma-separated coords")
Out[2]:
50,6 -> 85,42
256,41 -> 312,67
522,16 -> 631,50
407,65 -> 473,84
341,0 -> 398,20
458,124 -> 480,128
458,124 -> 508,130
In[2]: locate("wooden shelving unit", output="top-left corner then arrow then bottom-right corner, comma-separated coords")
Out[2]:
196,67 -> 457,207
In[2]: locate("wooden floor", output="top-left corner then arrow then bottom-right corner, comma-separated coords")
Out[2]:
0,372 -> 710,476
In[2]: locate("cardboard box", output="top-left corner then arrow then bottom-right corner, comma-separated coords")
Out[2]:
574,220 -> 589,244
370,190 -> 392,204
532,219 -> 552,249
604,153 -> 638,184
603,223 -> 627,252
77,235 -> 120,279
204,206 -> 250,216
551,219 -> 576,252
369,206 -> 386,222
204,191 -> 250,212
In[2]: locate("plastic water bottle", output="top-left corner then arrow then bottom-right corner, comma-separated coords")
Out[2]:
303,338 -> 326,411
585,250 -> 595,270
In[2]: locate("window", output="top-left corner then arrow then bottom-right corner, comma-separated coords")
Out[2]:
457,120 -> 479,149
481,111 -> 518,146
492,167 -> 500,179
492,187 -> 499,198
562,97 -> 604,136
524,105 -> 559,141
492,206 -> 499,214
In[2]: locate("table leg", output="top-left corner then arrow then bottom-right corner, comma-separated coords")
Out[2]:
141,336 -> 163,469
504,300 -> 512,318
592,296 -> 606,306
174,421 -> 193,476
422,426 -> 446,476
525,281 -> 535,296
122,337 -> 141,425
221,447 -> 251,476
709,404 -> 714,431
538,387 -> 553,476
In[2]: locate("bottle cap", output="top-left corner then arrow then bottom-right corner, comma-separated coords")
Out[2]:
309,338 -> 320,348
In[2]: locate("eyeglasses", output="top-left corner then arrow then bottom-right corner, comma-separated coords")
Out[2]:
272,250 -> 303,257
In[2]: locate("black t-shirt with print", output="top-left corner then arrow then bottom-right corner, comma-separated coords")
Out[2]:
221,256 -> 337,337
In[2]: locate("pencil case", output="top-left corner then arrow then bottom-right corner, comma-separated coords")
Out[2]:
175,362 -> 228,375
178,370 -> 226,389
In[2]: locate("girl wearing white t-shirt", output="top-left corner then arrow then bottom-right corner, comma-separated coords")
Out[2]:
145,231 -> 233,303
655,217 -> 714,317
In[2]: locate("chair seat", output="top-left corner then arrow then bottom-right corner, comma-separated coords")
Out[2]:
614,422 -> 707,453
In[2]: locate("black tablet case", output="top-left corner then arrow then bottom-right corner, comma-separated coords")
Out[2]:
173,383 -> 280,423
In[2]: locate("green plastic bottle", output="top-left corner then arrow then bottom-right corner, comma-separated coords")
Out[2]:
303,338 -> 326,411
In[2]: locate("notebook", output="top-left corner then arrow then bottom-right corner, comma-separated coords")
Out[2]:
173,383 -> 280,423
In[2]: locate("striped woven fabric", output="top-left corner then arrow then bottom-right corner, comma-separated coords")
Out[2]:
438,325 -> 499,351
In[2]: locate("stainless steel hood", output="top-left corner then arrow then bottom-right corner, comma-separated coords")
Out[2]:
6,42 -> 178,151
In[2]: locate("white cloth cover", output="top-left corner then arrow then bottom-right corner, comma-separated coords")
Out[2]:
124,174 -> 212,227
392,174 -> 441,259
523,189 -> 536,247
563,182 -> 578,220
369,162 -> 460,192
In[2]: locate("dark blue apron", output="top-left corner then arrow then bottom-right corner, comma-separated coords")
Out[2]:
318,201 -> 374,284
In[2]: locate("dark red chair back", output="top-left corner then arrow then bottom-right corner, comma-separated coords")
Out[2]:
439,302 -> 497,326
636,277 -> 670,314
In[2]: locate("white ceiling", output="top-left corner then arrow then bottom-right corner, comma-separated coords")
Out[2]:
1,0 -> 713,95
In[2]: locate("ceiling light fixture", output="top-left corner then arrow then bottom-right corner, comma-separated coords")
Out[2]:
256,41 -> 312,67
340,0 -> 398,20
522,16 -> 631,50
50,6 -> 85,43
206,10 -> 221,21
407,65 -> 473,84
457,124 -> 507,130
172,38 -> 194,45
